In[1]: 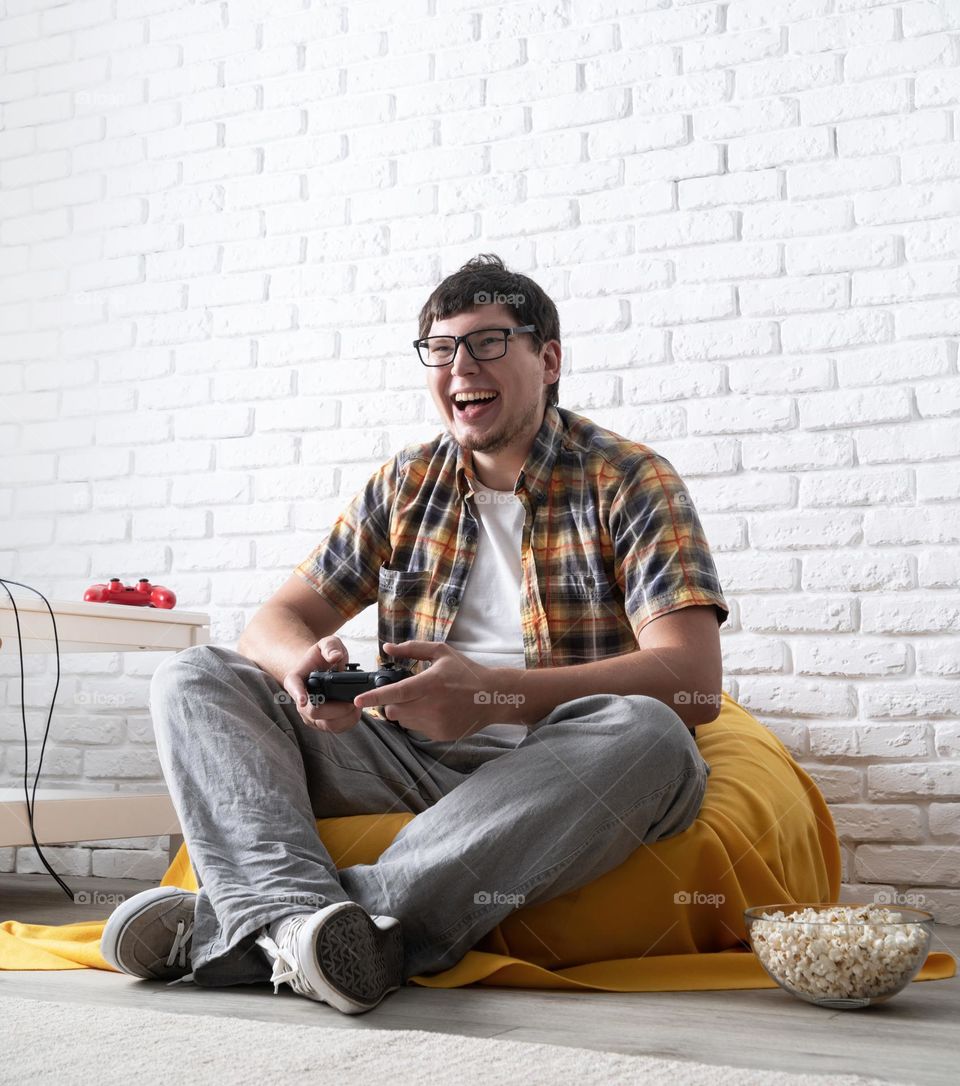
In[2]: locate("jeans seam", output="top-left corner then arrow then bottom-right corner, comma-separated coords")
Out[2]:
407,763 -> 701,957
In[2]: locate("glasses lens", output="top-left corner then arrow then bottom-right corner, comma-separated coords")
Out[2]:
465,329 -> 508,360
420,337 -> 456,366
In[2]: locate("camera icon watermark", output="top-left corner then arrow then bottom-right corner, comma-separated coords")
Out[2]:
474,889 -> 526,907
473,290 -> 525,306
674,890 -> 725,906
474,690 -> 525,706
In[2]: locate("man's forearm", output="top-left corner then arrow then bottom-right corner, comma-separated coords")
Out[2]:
490,649 -> 721,731
236,604 -> 320,686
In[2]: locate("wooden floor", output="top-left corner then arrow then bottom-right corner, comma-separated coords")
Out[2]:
2,873 -> 958,1085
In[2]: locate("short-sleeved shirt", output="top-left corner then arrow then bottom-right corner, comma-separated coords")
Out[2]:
295,405 -> 729,722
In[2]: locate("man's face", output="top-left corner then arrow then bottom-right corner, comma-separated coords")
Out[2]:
423,304 -> 549,459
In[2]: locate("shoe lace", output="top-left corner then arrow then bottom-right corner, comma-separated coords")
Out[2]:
255,917 -> 317,998
163,917 -> 195,987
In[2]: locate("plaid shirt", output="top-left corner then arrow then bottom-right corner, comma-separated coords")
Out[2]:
295,405 -> 729,721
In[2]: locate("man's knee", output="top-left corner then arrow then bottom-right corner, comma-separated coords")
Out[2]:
592,693 -> 703,779
150,644 -> 243,710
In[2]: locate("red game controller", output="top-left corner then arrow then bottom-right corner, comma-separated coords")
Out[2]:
84,578 -> 177,609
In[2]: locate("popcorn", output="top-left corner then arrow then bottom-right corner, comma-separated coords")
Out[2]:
748,904 -> 930,1001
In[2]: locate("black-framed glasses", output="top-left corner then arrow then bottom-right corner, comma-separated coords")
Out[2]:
413,325 -> 537,367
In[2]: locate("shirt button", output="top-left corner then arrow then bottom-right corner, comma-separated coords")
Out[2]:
465,535 -> 475,545
446,592 -> 459,607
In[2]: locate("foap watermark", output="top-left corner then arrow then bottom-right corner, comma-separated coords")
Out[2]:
272,892 -> 329,908
474,889 -> 526,907
473,490 -> 517,505
874,890 -> 927,908
75,691 -> 128,708
674,690 -> 722,709
76,90 -> 128,108
274,690 -> 326,706
674,890 -> 725,907
474,690 -> 525,706
473,290 -> 525,306
74,890 -> 128,906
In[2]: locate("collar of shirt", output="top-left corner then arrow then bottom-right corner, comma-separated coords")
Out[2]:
451,403 -> 563,511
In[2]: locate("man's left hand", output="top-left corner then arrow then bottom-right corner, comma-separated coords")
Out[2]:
353,641 -> 507,741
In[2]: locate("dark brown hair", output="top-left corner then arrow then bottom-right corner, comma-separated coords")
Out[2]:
417,253 -> 560,408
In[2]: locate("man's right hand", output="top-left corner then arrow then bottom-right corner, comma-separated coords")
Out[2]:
282,636 -> 361,733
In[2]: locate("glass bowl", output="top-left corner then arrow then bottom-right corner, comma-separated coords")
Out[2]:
743,902 -> 934,1009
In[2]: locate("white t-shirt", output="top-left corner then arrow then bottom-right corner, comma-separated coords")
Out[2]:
443,476 -> 529,742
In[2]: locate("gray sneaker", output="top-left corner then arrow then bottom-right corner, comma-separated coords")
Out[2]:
255,901 -> 405,1015
100,886 -> 197,984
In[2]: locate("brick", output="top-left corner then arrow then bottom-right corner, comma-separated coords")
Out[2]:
678,169 -> 778,210
857,419 -> 960,464
751,511 -> 862,550
919,641 -> 960,679
808,765 -> 863,804
673,319 -> 777,361
687,394 -> 793,435
740,596 -> 856,633
738,678 -> 856,719
795,638 -> 909,679
919,550 -> 960,588
855,844 -> 960,886
781,308 -> 892,353
863,683 -> 960,721
719,632 -> 788,672
728,356 -> 833,395
798,386 -> 912,430
861,595 -> 960,635
739,274 -> 847,317
91,850 -> 170,880
800,78 -> 911,126
802,553 -> 914,592
17,847 -> 90,877
831,805 -> 924,842
837,111 -> 951,157
742,197 -> 851,240
811,723 -> 929,759
799,467 -> 913,508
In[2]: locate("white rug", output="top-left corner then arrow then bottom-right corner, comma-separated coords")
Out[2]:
0,994 -> 912,1086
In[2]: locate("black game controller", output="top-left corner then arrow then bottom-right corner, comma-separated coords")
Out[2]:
305,662 -> 414,724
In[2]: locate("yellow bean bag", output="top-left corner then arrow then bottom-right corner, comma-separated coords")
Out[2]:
1,693 -> 954,990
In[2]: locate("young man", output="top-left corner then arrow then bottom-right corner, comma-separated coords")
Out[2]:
101,254 -> 728,1015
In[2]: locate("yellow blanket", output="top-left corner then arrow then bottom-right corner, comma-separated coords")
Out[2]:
1,693 -> 954,991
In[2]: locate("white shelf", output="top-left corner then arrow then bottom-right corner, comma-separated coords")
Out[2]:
0,597 -> 209,654
0,788 -> 180,847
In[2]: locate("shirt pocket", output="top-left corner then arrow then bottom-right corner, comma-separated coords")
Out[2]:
377,566 -> 436,652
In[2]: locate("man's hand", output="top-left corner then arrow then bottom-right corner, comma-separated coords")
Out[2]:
352,641 -> 502,742
282,636 -> 360,733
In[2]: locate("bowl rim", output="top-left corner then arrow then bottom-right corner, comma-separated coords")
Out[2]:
743,902 -> 935,924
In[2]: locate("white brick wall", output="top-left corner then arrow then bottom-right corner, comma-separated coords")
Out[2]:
1,0 -> 958,920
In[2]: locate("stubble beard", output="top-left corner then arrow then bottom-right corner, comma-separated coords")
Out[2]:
450,394 -> 542,456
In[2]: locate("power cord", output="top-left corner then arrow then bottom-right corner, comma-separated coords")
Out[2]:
0,578 -> 75,901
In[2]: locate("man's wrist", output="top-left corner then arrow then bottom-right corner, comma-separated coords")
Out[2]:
486,666 -> 542,727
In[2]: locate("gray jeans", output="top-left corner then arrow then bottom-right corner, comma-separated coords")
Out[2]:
149,645 -> 711,985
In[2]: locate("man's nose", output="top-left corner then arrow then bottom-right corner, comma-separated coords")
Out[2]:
448,342 -> 479,375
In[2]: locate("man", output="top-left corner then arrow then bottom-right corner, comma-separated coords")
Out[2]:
101,253 -> 728,1015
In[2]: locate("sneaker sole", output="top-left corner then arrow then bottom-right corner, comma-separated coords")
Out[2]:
100,885 -> 195,977
301,902 -> 405,1015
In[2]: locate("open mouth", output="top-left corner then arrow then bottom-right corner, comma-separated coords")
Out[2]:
451,390 -> 500,421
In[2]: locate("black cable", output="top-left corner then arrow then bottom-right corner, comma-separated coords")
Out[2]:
0,578 -> 74,900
